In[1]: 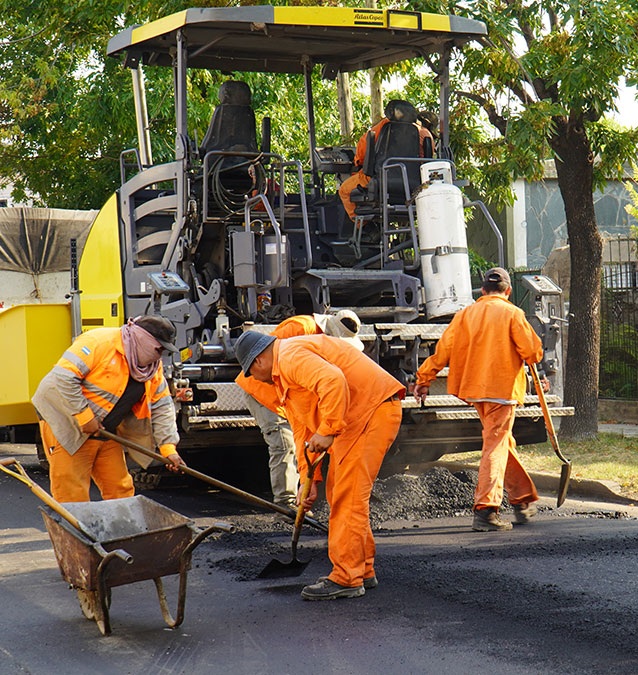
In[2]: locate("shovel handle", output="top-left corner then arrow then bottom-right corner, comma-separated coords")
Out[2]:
530,363 -> 570,465
294,449 -> 326,530
96,429 -> 330,533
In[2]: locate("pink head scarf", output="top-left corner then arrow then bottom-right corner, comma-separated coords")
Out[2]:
121,319 -> 163,382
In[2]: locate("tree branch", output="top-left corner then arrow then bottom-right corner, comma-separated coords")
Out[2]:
455,90 -> 508,136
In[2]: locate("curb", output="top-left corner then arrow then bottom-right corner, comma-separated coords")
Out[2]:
437,461 -> 637,507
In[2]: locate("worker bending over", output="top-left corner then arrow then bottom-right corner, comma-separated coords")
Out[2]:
32,316 -> 185,503
236,311 -> 364,511
414,268 -> 546,532
235,329 -> 404,600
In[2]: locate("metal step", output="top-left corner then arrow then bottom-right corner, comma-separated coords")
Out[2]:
423,406 -> 575,421
402,394 -> 562,408
185,414 -> 256,430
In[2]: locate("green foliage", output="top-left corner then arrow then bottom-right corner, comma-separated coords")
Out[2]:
468,248 -> 497,279
0,0 -> 232,208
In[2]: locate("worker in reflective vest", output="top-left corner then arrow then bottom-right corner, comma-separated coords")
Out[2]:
32,316 -> 184,502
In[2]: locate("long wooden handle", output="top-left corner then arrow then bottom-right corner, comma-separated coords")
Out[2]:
291,450 -> 326,553
97,430 -> 329,533
530,364 -> 570,465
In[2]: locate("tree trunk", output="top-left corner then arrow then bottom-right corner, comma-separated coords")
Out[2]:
551,117 -> 602,439
369,68 -> 383,124
366,0 -> 383,124
336,72 -> 354,139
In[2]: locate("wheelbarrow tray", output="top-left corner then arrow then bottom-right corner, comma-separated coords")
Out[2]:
40,495 -> 195,590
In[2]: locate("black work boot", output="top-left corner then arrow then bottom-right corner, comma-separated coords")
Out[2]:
301,578 -> 365,601
472,507 -> 513,532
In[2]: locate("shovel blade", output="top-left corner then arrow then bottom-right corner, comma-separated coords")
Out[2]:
556,461 -> 572,508
257,556 -> 310,579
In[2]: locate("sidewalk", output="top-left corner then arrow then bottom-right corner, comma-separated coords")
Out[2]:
0,443 -> 38,467
598,422 -> 638,438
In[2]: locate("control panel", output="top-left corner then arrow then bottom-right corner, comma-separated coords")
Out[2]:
148,271 -> 190,296
313,146 -> 355,173
520,274 -> 562,295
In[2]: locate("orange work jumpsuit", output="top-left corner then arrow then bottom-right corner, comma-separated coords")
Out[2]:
338,117 -> 434,221
235,316 -> 324,504
272,334 -> 405,587
416,294 -> 544,511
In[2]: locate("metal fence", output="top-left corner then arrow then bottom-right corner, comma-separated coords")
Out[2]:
599,237 -> 638,399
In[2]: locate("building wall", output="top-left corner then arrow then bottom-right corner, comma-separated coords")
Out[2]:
525,178 -> 637,269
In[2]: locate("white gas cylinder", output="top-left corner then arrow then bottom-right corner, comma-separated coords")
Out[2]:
415,162 -> 474,319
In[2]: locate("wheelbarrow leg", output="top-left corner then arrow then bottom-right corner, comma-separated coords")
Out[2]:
152,523 -> 231,629
153,574 -> 187,628
94,548 -> 131,636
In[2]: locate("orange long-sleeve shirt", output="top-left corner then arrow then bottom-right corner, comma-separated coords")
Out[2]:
235,315 -> 322,411
416,294 -> 543,405
271,334 -> 405,476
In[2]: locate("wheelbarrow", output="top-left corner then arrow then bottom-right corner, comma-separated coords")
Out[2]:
0,457 -> 234,635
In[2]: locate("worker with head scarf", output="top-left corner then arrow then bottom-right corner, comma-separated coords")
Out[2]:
414,268 -> 546,532
235,329 -> 405,600
32,315 -> 184,503
236,311 -> 365,511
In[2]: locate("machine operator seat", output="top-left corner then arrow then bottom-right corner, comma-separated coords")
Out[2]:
199,80 -> 258,158
351,99 -> 431,210
200,80 -> 264,214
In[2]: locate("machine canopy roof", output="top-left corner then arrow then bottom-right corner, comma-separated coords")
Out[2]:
107,6 -> 487,74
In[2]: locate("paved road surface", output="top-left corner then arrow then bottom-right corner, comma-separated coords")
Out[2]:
1,449 -> 638,674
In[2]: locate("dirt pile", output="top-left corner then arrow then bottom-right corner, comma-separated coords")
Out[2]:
370,467 -> 478,526
308,466 -> 485,527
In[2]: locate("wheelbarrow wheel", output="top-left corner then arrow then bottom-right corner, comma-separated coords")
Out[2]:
77,588 -> 111,621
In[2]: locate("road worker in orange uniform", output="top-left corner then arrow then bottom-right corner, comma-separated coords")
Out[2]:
32,316 -> 185,503
338,99 -> 434,221
236,311 -> 364,510
414,268 -> 546,532
235,329 -> 405,600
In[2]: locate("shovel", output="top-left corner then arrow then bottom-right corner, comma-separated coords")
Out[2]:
97,430 -> 328,533
530,363 -> 572,507
258,446 -> 326,579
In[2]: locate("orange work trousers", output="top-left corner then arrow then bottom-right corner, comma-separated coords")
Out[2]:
472,402 -> 538,510
39,421 -> 135,503
325,399 -> 402,587
338,171 -> 372,221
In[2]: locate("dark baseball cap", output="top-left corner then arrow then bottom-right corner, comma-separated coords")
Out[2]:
483,267 -> 511,285
235,330 -> 276,375
134,315 -> 179,353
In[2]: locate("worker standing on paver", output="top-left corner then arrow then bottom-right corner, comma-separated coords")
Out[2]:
235,330 -> 404,600
413,267 -> 546,532
236,311 -> 364,511
32,316 -> 185,503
